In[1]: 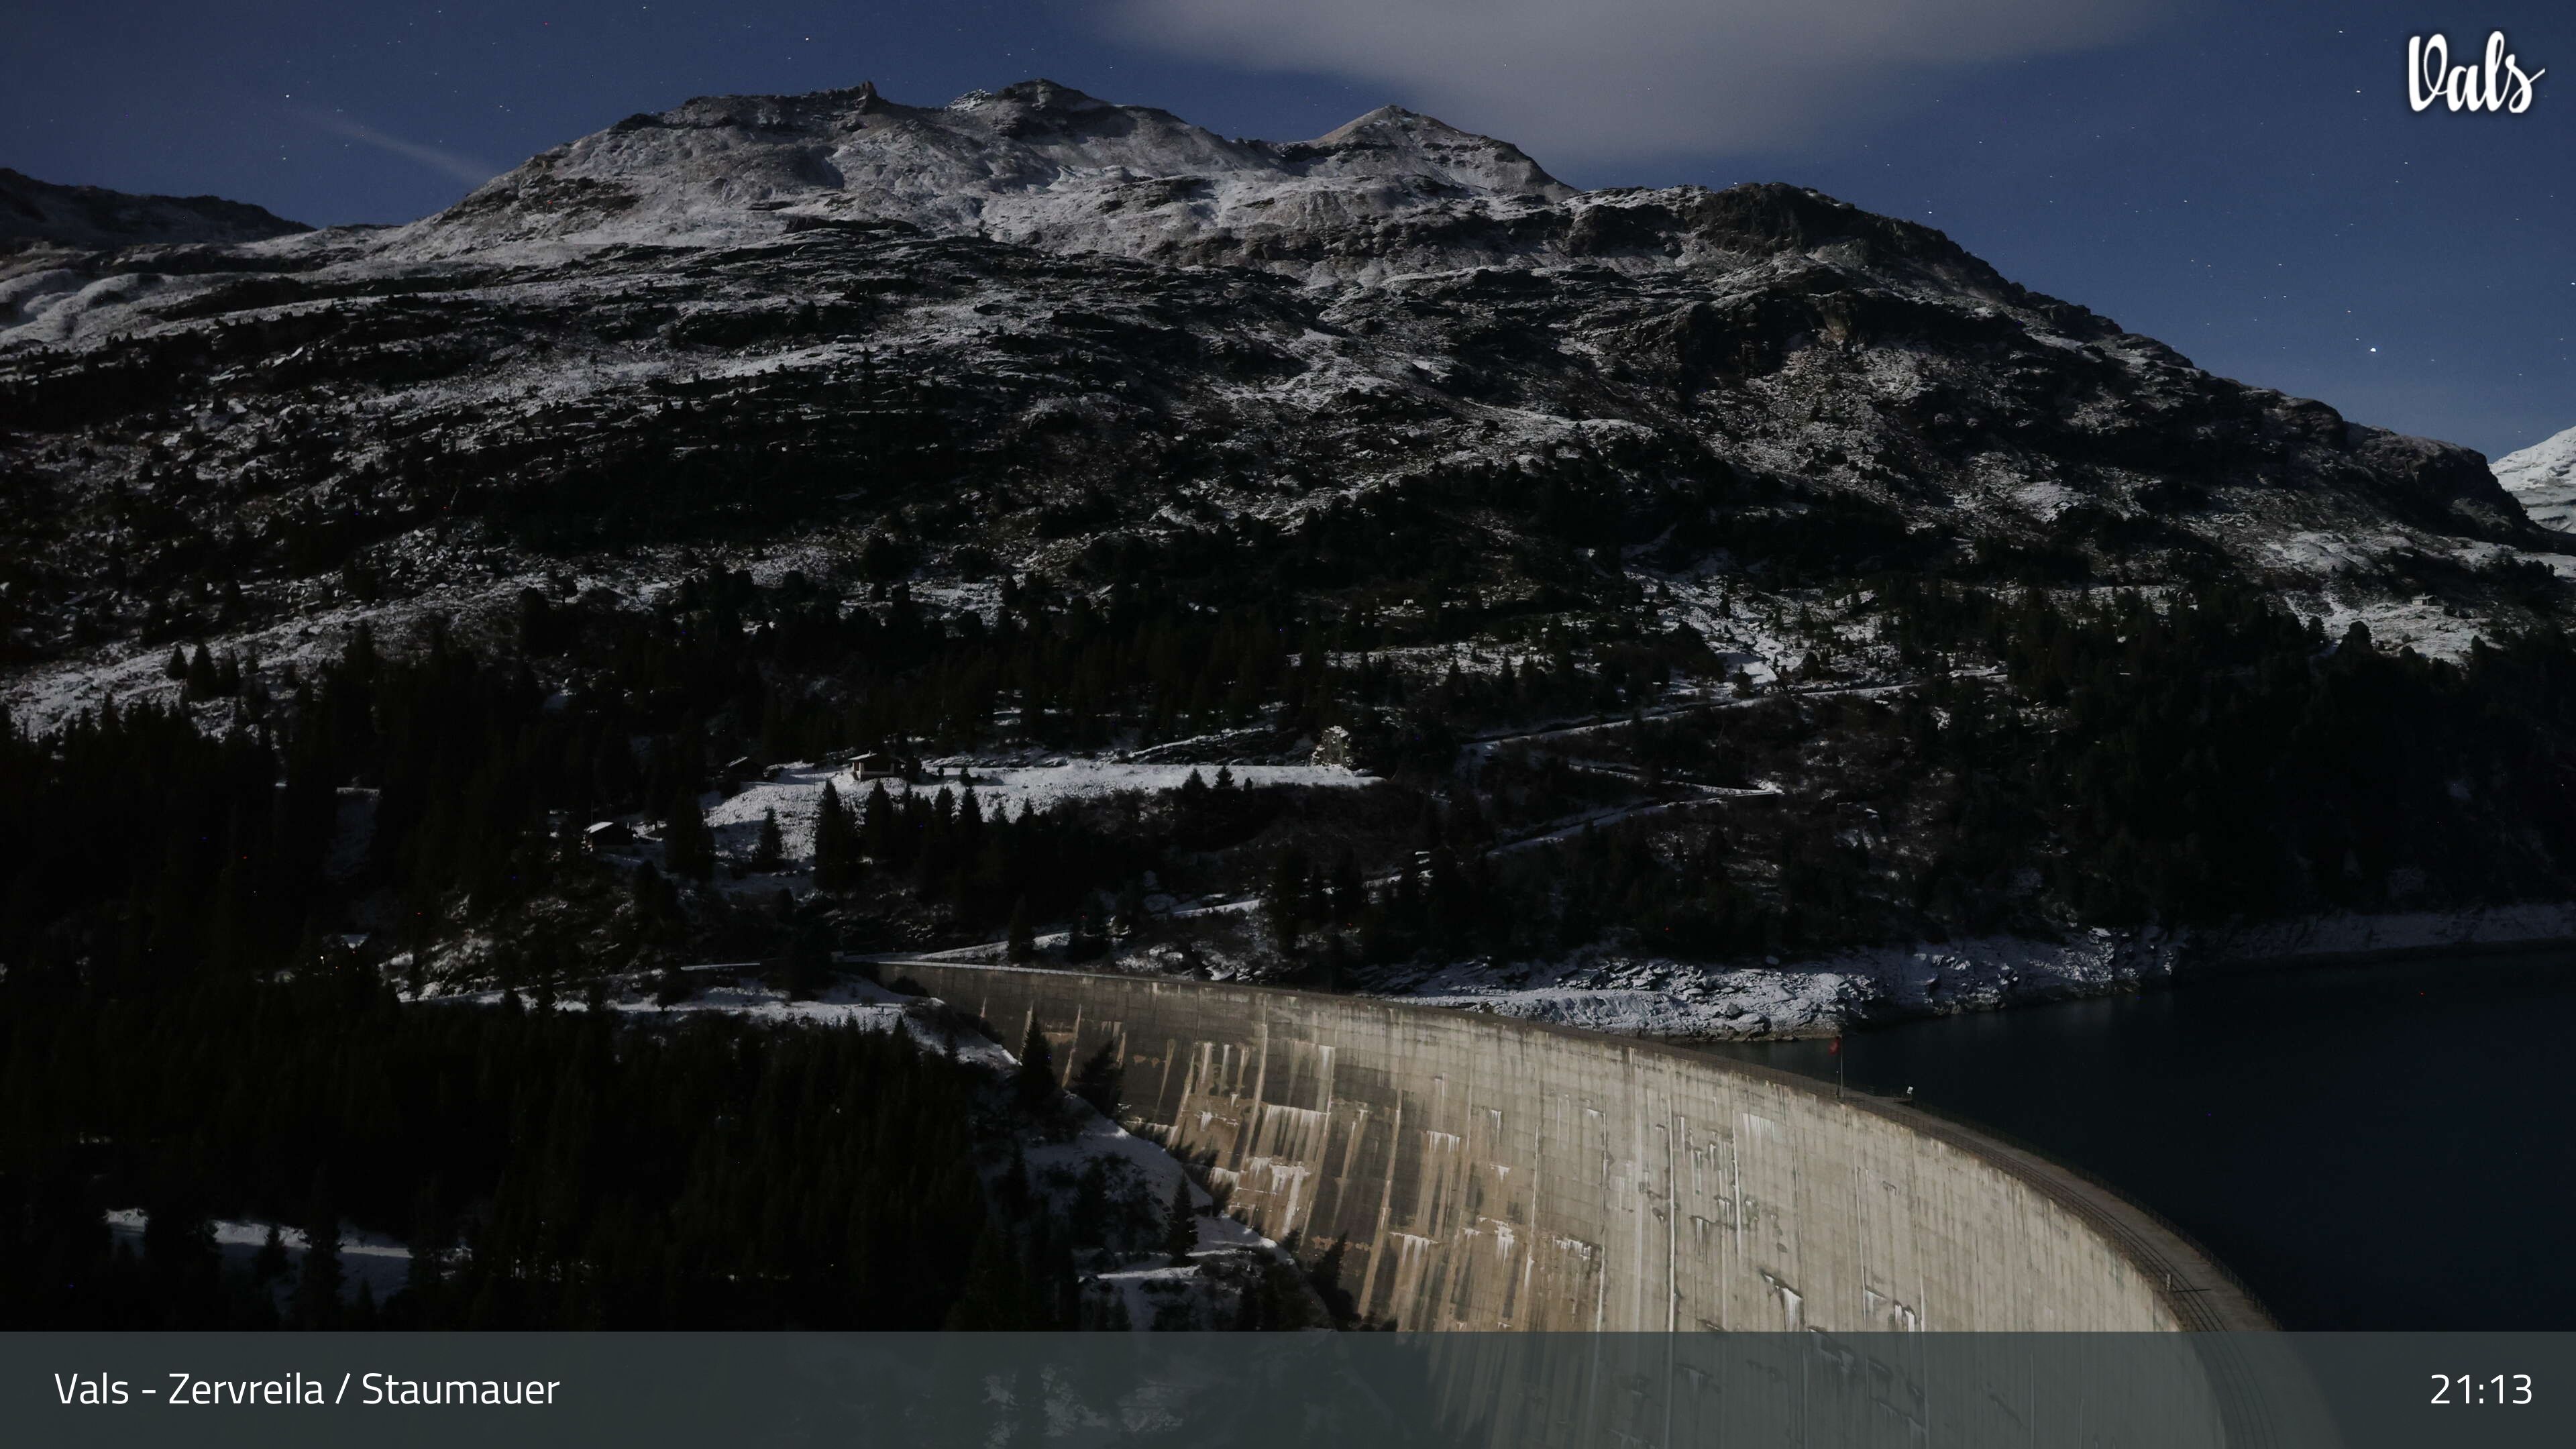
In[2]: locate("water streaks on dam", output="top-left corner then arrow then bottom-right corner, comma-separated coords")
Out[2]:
890,962 -> 2270,1334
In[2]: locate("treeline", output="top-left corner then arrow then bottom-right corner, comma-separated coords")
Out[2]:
1883,578 -> 2576,922
0,576 -> 1411,994
0,623 -> 613,995
1263,579 -> 2576,973
0,967 -> 1344,1331
527,536 -> 1686,765
1257,799 -> 1794,972
0,971 -> 994,1328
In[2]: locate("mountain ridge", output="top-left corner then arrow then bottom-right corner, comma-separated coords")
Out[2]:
0,166 -> 310,252
11,76 -> 2576,1036
0,76 -> 2559,722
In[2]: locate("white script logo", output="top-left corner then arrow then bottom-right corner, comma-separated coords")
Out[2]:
2410,32 -> 2544,113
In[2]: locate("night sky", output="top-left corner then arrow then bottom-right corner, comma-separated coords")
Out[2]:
6,1 -> 2569,459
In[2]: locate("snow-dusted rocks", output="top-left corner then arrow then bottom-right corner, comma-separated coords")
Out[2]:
2,74 -> 2569,717
388,79 -> 1574,283
2496,425 -> 2576,532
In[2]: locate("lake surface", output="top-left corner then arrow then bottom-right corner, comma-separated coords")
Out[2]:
1700,949 -> 2576,1329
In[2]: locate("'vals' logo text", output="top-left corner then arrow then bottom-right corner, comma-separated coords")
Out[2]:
2410,32 -> 2544,113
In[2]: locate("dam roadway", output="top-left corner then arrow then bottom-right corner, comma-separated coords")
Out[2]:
887,961 -> 2273,1335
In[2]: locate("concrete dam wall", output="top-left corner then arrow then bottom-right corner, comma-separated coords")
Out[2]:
894,963 -> 2272,1334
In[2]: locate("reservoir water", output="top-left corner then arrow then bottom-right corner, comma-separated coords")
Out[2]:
1701,949 -> 2576,1329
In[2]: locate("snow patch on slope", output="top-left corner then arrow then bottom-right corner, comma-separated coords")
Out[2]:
2496,425 -> 2576,532
1378,902 -> 2576,1039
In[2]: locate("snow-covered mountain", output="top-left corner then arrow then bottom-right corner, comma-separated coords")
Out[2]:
2496,426 -> 2576,532
0,77 -> 2567,720
393,80 -> 1573,284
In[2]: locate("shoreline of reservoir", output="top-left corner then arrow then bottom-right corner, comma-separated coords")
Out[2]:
1362,900 -> 2576,1040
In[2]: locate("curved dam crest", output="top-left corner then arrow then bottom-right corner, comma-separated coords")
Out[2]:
890,962 -> 2271,1334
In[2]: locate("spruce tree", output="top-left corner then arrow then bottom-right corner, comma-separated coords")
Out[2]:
812,782 -> 857,890
291,1184 -> 343,1329
753,807 -> 784,871
859,780 -> 894,860
1309,1236 -> 1357,1326
1069,1160 -> 1110,1249
1262,847 -> 1310,951
1012,1021 -> 1057,1116
252,1225 -> 288,1289
630,861 -> 672,923
1329,849 -> 1366,924
663,790 -> 714,881
141,1193 -> 218,1325
943,1224 -> 1032,1330
653,961 -> 692,1007
1006,898 -> 1035,962
1071,1042 -> 1123,1120
784,922 -> 829,1002
1163,1177 -> 1197,1265
184,644 -> 218,700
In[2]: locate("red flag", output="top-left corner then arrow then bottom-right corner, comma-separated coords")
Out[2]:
1827,1037 -> 1842,1056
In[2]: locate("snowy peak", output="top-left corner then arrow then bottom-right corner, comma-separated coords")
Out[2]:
384,76 -> 2077,292
0,167 -> 309,251
1293,105 -> 1573,199
2496,426 -> 2576,531
393,78 -> 1580,280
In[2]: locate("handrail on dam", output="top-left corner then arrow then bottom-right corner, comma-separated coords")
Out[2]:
878,957 -> 2276,1335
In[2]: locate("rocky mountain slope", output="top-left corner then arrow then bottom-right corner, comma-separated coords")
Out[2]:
2496,425 -> 2576,532
2,78 -> 2563,722
1,166 -> 309,256
13,76 -> 2576,1031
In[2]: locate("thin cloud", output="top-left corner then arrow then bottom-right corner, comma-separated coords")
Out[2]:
301,109 -> 502,189
1106,0 -> 2170,168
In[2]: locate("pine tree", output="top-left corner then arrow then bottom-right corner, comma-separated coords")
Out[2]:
1069,1160 -> 1110,1250
784,922 -> 829,1002
1163,1177 -> 1197,1264
663,789 -> 714,881
1308,1235 -> 1357,1326
1329,849 -> 1365,925
859,780 -> 894,861
812,782 -> 858,890
943,1224 -> 1032,1330
291,1182 -> 343,1329
1071,1041 -> 1124,1120
1006,898 -> 1035,963
753,807 -> 784,871
252,1225 -> 288,1288
184,644 -> 218,700
653,962 -> 692,1006
1262,847 -> 1310,951
1013,1022 -> 1057,1116
630,861 -> 674,923
405,1181 -> 451,1301
141,1193 -> 218,1324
